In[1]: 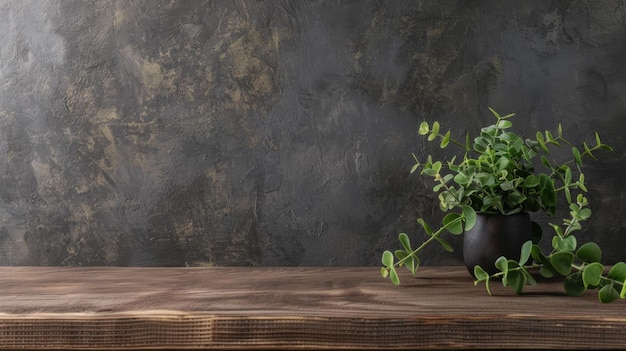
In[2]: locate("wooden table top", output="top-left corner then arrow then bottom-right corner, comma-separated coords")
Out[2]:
0,266 -> 624,350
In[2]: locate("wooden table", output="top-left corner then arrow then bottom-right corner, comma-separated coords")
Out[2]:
0,266 -> 624,350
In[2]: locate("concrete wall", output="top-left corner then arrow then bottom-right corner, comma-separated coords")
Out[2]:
0,0 -> 624,266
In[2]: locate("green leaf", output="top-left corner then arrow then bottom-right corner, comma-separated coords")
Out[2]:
583,142 -> 598,161
497,120 -> 512,129
549,223 -> 564,238
389,267 -> 400,285
428,121 -> 440,141
598,284 -> 620,303
536,132 -> 549,153
462,205 -> 476,231
607,262 -> 626,282
556,236 -> 577,252
441,174 -> 455,185
521,266 -> 537,286
532,245 -> 556,277
482,195 -> 502,208
576,242 -> 602,263
500,132 -> 520,142
524,175 -> 540,188
440,173 -> 454,185
440,131 -> 451,148
380,267 -> 389,278
578,208 -> 592,220
504,191 -> 526,209
382,250 -> 394,267
443,213 -> 463,235
473,265 -> 491,295
519,240 -> 532,266
563,273 -> 586,296
550,251 -> 574,275
418,122 -> 430,135
474,265 -> 489,281
496,157 -> 510,171
394,250 -> 407,263
582,262 -> 603,288
416,218 -> 434,236
454,172 -> 470,185
508,270 -> 526,294
413,255 -> 421,272
495,256 -> 508,285
404,255 -> 417,274
432,161 -> 442,173
530,244 -> 546,263
564,166 -> 572,185
540,265 -> 557,278
488,106 -> 501,118
539,174 -> 557,207
498,111 -> 515,119
495,256 -> 508,271
595,132 -> 602,147
423,168 -> 437,177
434,237 -> 455,252
600,144 -> 613,151
399,233 -> 412,252
540,156 -> 551,169
578,173 -> 587,192
572,147 -> 582,166
564,186 -> 571,204
481,125 -> 497,138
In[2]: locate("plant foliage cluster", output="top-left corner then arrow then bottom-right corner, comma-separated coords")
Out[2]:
380,108 -> 625,303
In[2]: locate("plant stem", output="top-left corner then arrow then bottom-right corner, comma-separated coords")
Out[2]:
393,217 -> 463,269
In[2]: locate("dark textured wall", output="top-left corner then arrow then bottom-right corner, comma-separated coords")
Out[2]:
0,1 -> 624,266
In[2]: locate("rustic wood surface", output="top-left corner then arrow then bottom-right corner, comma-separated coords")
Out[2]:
0,266 -> 624,350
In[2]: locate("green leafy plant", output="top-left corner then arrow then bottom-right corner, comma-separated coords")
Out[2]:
380,107 -> 626,303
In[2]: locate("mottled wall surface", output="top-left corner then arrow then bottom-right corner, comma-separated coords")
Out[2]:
0,1 -> 624,266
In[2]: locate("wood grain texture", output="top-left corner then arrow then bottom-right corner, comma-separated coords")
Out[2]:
0,266 -> 624,350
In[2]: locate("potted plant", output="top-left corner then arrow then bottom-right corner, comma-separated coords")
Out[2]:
380,107 -> 626,303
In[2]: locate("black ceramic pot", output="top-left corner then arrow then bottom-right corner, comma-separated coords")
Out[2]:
463,212 -> 532,276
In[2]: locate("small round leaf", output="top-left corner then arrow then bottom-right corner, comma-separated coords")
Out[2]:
576,242 -> 602,264
607,262 -> 626,282
381,250 -> 394,267
550,251 -> 574,275
582,262 -> 603,288
508,270 -> 526,294
497,120 -> 512,129
495,256 -> 508,273
418,122 -> 430,135
539,174 -> 557,207
524,175 -> 540,188
563,273 -> 586,296
462,205 -> 476,231
428,121 -> 440,141
598,284 -> 620,303
380,267 -> 389,278
474,265 -> 489,281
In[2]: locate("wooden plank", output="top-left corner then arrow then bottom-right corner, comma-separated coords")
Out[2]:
0,266 -> 623,349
